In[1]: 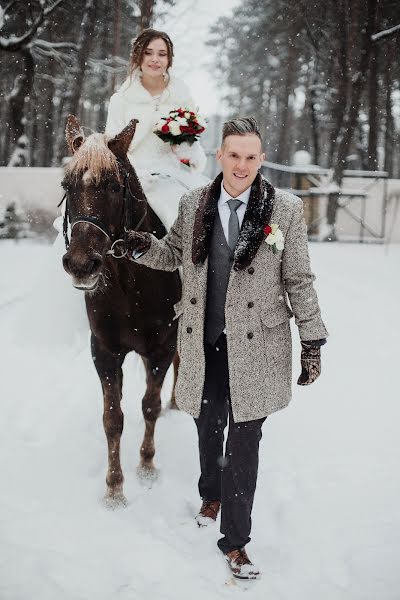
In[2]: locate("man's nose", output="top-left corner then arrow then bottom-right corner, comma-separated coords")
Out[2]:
236,159 -> 247,170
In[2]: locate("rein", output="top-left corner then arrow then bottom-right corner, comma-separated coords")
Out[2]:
58,170 -> 147,259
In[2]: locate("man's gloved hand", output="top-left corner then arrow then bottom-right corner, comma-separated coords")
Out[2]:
126,230 -> 151,259
297,342 -> 321,386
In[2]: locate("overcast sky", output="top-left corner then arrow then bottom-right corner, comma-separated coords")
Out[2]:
154,0 -> 240,116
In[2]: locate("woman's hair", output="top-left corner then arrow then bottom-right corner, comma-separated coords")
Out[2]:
128,28 -> 174,76
222,117 -> 262,146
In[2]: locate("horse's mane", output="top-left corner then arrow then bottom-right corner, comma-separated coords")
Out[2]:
64,133 -> 120,185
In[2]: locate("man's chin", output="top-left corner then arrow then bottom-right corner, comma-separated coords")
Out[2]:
227,174 -> 253,194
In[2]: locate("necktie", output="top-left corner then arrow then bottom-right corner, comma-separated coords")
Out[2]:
227,198 -> 243,250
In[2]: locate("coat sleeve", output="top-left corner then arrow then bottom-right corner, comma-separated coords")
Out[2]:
282,198 -> 329,342
105,93 -> 125,137
134,193 -> 187,271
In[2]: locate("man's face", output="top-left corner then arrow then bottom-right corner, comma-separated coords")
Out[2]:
216,134 -> 265,197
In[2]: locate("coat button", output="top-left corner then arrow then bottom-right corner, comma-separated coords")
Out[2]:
186,327 -> 193,334
190,298 -> 197,305
248,267 -> 254,274
247,332 -> 254,339
247,301 -> 254,308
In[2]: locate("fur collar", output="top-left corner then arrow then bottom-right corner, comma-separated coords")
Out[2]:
192,172 -> 275,271
116,70 -> 191,106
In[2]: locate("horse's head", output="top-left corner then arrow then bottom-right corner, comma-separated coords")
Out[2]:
61,115 -> 141,291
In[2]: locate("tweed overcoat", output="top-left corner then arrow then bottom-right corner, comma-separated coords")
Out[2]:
136,172 -> 328,422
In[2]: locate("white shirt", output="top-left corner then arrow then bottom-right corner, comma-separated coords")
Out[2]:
218,181 -> 251,244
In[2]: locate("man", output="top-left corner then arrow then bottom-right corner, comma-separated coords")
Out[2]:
127,117 -> 328,580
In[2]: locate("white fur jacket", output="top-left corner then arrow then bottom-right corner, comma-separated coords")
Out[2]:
105,71 -> 207,173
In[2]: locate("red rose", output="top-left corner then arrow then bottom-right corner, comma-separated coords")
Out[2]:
263,224 -> 272,236
180,125 -> 189,133
161,124 -> 170,133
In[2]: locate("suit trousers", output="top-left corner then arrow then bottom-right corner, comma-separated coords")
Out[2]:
194,333 -> 266,553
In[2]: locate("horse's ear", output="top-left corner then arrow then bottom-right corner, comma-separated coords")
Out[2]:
108,119 -> 139,157
65,115 -> 85,154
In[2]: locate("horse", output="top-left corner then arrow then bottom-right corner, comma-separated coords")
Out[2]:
61,115 -> 182,507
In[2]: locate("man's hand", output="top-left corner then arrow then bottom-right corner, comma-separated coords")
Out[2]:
297,343 -> 321,386
126,230 -> 151,259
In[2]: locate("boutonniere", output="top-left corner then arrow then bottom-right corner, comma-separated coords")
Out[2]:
263,223 -> 284,254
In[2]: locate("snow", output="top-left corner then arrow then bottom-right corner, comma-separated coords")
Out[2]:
1,240 -> 399,599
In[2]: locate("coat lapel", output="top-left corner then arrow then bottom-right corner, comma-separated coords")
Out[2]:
191,172 -> 275,271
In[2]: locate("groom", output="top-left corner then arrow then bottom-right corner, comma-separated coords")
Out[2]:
127,117 -> 328,579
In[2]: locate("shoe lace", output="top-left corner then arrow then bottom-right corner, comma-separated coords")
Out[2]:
230,548 -> 251,566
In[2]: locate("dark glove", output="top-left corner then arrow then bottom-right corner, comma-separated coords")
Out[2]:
126,230 -> 151,259
297,342 -> 321,386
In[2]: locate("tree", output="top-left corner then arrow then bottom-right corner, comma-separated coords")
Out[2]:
0,0 -> 65,165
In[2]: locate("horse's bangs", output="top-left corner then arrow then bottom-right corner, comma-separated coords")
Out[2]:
65,133 -> 120,185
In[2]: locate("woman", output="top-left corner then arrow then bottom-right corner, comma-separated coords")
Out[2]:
105,28 -> 208,230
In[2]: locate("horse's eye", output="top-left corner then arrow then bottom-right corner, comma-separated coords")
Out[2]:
110,183 -> 121,193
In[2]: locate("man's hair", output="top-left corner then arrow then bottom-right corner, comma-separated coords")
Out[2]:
221,117 -> 262,146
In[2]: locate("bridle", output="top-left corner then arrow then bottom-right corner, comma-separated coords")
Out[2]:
58,168 -> 147,259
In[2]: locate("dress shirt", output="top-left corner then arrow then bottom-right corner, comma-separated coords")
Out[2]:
218,181 -> 251,245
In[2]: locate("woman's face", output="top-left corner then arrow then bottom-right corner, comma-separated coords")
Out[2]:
140,38 -> 169,78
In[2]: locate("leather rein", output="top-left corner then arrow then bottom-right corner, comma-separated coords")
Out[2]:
58,169 -> 147,259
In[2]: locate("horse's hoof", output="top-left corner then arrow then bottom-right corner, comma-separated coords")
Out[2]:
136,464 -> 159,488
103,490 -> 128,510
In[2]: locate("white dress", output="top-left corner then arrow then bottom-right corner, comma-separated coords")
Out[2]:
10,73 -> 209,349
105,70 -> 209,230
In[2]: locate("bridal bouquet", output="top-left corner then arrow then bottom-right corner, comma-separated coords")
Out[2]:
154,108 -> 206,168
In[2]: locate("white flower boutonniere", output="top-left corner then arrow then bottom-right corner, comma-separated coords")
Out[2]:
263,223 -> 284,254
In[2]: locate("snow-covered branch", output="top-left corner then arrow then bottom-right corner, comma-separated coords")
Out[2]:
371,23 -> 400,42
33,39 -> 78,51
0,0 -> 65,51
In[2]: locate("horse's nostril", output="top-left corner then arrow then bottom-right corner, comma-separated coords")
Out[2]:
62,254 -> 71,273
89,256 -> 102,275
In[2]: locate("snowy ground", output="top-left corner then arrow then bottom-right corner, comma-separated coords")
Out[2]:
1,240 -> 399,600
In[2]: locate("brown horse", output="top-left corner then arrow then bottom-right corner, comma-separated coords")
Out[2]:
61,115 -> 181,507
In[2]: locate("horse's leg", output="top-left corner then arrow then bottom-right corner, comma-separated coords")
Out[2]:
169,351 -> 180,410
91,335 -> 126,507
138,354 -> 172,481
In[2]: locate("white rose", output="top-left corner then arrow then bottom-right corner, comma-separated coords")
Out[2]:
266,234 -> 276,245
184,111 -> 191,118
168,120 -> 181,136
275,239 -> 285,250
176,116 -> 188,126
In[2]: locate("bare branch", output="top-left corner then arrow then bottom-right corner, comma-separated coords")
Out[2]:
372,23 -> 400,42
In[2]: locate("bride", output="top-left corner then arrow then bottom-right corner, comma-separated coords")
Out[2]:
12,29 -> 208,349
105,28 -> 208,230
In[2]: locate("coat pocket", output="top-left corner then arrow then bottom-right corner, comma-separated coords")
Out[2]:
259,308 -> 292,366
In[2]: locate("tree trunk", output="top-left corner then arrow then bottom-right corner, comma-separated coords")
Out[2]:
328,0 -> 350,165
7,47 -> 35,164
53,0 -> 98,164
326,0 -> 378,236
367,13 -> 379,170
276,33 -> 296,166
383,43 -> 394,177
139,0 -> 156,31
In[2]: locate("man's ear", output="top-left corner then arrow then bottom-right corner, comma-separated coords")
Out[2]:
108,118 -> 139,157
260,152 -> 266,162
216,148 -> 222,163
65,115 -> 85,154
